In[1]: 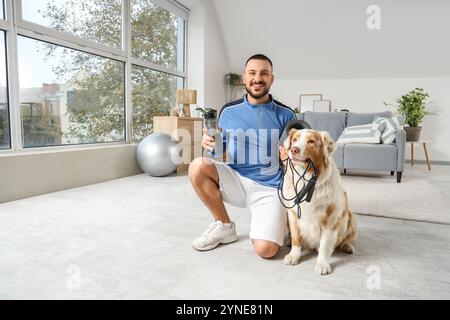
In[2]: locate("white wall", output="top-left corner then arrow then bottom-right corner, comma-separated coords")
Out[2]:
202,0 -> 230,110
185,1 -> 204,109
185,0 -> 229,114
213,0 -> 450,79
271,77 -> 450,162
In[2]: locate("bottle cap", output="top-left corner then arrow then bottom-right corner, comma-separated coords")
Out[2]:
204,109 -> 217,120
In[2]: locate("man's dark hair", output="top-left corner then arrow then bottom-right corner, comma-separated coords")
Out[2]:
245,54 -> 273,69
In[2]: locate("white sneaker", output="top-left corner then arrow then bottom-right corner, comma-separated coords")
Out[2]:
192,220 -> 238,251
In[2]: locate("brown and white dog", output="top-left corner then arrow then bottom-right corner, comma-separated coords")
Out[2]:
282,129 -> 357,275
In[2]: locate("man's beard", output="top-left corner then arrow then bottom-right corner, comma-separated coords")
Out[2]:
245,82 -> 270,100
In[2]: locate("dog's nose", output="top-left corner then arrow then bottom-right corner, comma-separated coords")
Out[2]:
291,146 -> 300,155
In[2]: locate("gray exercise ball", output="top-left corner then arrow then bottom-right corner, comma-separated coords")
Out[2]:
137,133 -> 180,177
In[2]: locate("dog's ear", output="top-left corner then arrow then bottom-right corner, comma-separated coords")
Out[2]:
320,131 -> 336,156
283,128 -> 298,150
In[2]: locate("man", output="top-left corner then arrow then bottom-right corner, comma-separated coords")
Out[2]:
189,54 -> 296,258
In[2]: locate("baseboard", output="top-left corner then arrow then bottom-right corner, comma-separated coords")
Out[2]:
405,160 -> 450,166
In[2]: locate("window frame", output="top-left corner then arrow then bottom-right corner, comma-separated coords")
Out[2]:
0,0 -> 188,154
16,0 -> 125,57
0,29 -> 10,150
131,1 -> 186,73
1,0 -> 14,152
0,0 -> 4,20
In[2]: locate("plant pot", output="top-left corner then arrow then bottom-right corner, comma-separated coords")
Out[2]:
225,74 -> 242,86
404,126 -> 422,142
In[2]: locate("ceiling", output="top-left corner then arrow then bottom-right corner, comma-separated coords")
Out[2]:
207,0 -> 450,78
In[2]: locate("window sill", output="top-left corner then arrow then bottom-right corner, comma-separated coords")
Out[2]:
0,142 -> 139,158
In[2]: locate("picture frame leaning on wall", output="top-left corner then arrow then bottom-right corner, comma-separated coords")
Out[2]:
313,99 -> 331,112
300,93 -> 322,112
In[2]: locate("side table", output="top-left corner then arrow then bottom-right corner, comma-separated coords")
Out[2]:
409,140 -> 431,171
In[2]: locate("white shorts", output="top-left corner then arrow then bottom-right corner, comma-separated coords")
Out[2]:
212,160 -> 287,246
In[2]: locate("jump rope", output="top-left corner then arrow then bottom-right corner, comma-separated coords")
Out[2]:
277,157 -> 318,219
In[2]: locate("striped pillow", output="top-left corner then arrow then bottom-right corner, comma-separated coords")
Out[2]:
372,115 -> 404,144
337,122 -> 386,144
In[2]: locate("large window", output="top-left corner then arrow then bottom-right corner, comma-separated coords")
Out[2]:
18,36 -> 125,147
0,0 -> 187,151
0,31 -> 9,149
21,0 -> 122,49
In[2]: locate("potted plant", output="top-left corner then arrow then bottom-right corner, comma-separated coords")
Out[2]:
384,88 -> 437,141
195,107 -> 216,117
224,73 -> 242,86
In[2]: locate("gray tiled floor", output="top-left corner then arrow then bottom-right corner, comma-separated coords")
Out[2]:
0,164 -> 449,299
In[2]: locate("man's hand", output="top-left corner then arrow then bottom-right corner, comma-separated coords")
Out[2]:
201,127 -> 221,152
279,145 -> 288,162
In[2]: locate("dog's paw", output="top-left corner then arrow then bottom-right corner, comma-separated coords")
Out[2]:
284,253 -> 301,265
340,243 -> 354,254
315,260 -> 332,275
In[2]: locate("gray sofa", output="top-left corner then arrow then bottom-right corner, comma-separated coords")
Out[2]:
297,111 -> 406,182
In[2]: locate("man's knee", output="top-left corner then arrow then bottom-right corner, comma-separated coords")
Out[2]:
188,157 -> 216,184
188,157 -> 203,179
253,240 -> 280,259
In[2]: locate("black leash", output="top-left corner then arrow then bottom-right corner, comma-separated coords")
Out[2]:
277,158 -> 318,219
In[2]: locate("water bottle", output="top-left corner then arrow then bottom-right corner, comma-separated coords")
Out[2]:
204,109 -> 223,159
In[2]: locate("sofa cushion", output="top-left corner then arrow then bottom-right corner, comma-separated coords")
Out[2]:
347,111 -> 393,127
332,143 -> 344,169
372,115 -> 405,144
343,143 -> 397,171
303,111 -> 347,141
337,122 -> 385,144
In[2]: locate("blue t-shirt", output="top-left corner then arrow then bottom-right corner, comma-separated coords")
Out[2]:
217,94 -> 296,188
